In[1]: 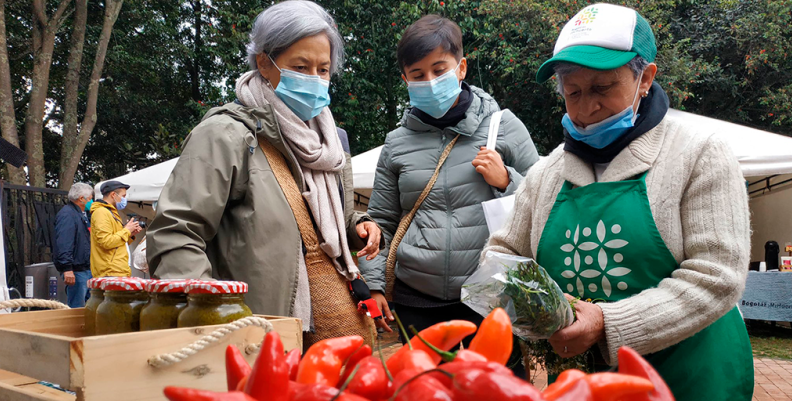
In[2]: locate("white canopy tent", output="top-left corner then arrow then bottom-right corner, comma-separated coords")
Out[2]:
665,109 -> 792,178
94,158 -> 179,203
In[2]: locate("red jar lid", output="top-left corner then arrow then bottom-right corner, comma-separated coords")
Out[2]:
185,280 -> 248,294
146,279 -> 192,293
100,278 -> 146,292
87,277 -> 117,289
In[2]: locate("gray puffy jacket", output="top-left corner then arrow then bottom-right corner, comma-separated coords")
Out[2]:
360,85 -> 539,300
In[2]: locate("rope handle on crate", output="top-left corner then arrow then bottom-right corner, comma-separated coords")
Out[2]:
0,298 -> 70,310
147,316 -> 274,368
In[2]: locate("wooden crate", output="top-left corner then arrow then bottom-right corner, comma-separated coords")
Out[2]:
0,309 -> 302,401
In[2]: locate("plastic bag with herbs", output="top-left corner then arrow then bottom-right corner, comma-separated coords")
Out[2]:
461,251 -> 574,340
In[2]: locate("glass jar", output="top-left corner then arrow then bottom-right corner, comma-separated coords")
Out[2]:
95,278 -> 149,335
177,281 -> 252,328
84,277 -> 116,336
140,280 -> 189,331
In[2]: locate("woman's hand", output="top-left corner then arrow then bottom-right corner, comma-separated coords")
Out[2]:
355,221 -> 381,260
472,147 -> 510,190
370,290 -> 394,332
549,294 -> 605,358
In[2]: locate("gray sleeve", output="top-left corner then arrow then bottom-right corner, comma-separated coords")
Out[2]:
491,111 -> 540,197
147,118 -> 245,280
358,140 -> 400,292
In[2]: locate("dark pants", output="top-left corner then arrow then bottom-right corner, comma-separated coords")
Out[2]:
393,302 -> 527,379
63,270 -> 92,308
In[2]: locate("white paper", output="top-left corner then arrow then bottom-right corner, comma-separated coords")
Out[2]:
482,195 -> 516,234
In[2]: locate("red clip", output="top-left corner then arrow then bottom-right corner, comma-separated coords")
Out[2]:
357,298 -> 383,320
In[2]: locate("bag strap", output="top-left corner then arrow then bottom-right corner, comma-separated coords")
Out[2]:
257,137 -> 324,257
486,110 -> 505,151
384,133 -> 461,299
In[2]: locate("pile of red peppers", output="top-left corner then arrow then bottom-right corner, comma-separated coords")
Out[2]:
163,308 -> 675,401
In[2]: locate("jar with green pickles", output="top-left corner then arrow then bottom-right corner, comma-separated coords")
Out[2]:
95,278 -> 149,335
84,277 -> 115,336
140,279 -> 190,331
177,281 -> 252,328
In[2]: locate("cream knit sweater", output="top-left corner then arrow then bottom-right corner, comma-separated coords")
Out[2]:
484,115 -> 751,364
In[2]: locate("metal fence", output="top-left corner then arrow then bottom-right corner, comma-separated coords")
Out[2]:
1,182 -> 69,292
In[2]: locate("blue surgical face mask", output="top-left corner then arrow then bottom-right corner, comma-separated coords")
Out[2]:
562,77 -> 644,149
84,199 -> 94,213
270,56 -> 331,121
407,60 -> 463,119
116,194 -> 128,211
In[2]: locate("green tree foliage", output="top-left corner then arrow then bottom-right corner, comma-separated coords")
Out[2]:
325,0 -> 791,156
4,0 -> 789,185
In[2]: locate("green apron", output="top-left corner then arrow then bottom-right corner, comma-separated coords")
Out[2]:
536,171 -> 753,401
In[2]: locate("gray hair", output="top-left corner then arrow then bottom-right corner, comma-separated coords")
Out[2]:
554,56 -> 650,94
246,0 -> 344,75
68,183 -> 94,202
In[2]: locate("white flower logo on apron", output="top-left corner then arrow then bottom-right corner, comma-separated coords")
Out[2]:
559,220 -> 630,297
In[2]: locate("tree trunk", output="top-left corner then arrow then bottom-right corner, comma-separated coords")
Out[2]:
24,0 -> 73,187
58,0 -> 124,188
0,0 -> 25,184
58,0 -> 87,189
187,0 -> 202,101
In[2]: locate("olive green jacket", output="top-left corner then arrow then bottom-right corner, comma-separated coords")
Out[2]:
147,102 -> 374,316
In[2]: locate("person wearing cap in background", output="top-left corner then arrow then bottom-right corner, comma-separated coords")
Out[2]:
90,180 -> 143,278
484,3 -> 753,400
53,183 -> 94,308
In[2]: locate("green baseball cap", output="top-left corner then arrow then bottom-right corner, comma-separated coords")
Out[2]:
536,3 -> 657,83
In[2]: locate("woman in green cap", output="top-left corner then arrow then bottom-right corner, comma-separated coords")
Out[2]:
485,3 -> 753,400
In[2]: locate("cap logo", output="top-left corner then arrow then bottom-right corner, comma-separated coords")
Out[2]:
574,7 -> 599,26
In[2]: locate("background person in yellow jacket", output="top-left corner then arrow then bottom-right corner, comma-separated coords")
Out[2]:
90,181 -> 142,277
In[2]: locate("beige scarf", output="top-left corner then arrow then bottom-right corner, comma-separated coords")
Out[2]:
236,71 -> 358,279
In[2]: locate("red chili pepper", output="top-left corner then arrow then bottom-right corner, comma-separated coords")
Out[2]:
285,349 -> 301,382
244,331 -> 289,401
296,335 -> 365,387
409,325 -> 488,364
386,368 -> 422,398
235,376 -> 248,392
617,347 -> 675,401
542,369 -> 586,400
394,374 -> 454,401
289,383 -> 369,401
226,345 -> 252,391
428,360 -> 513,388
386,320 -> 477,373
469,308 -> 513,365
452,369 -> 546,401
584,372 -> 655,401
551,378 -> 593,401
163,388 -> 258,401
344,356 -> 389,400
338,345 -> 372,386
400,349 -> 437,372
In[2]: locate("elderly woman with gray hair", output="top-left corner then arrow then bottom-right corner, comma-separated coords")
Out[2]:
484,3 -> 753,400
147,0 -> 382,345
